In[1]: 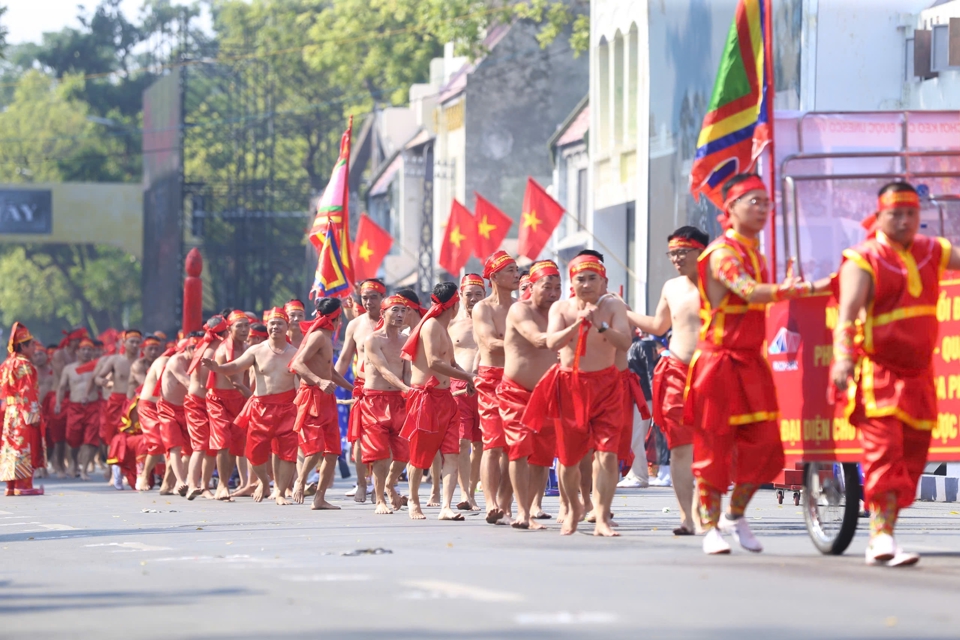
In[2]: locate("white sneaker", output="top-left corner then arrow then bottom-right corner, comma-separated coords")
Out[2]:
111,465 -> 123,490
719,513 -> 763,553
617,475 -> 647,489
702,528 -> 731,555
887,548 -> 920,567
865,533 -> 897,565
344,484 -> 358,497
366,484 -> 374,495
649,466 -> 673,487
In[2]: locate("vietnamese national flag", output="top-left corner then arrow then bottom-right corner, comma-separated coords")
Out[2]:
517,177 -> 564,260
472,193 -> 512,260
438,200 -> 476,275
351,214 -> 393,282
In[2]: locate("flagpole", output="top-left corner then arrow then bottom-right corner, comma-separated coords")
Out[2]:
764,0 -> 778,283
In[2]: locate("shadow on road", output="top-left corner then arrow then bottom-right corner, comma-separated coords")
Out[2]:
0,584 -> 259,614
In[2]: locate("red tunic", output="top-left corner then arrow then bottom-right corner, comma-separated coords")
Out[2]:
0,354 -> 42,481
684,229 -> 784,491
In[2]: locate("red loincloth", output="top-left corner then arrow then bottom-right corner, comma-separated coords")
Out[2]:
157,398 -> 192,455
137,399 -> 164,456
450,378 -> 481,442
347,376 -> 365,444
206,388 -> 247,457
66,400 -> 102,449
618,369 -> 650,471
475,365 -> 506,450
101,392 -> 128,445
184,393 -> 215,456
522,364 -> 623,467
652,355 -> 694,449
359,389 -> 409,464
399,378 -> 459,470
107,430 -> 143,489
42,391 -> 67,444
684,348 -> 783,492
499,375 -> 556,466
859,416 -> 931,510
237,389 -> 298,466
293,383 -> 340,457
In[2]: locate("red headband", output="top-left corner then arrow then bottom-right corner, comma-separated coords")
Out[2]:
188,315 -> 229,374
360,281 -> 387,295
460,274 -> 485,290
228,310 -> 249,325
401,294 -> 459,361
287,306 -> 343,373
861,190 -> 921,238
519,274 -> 532,301
142,336 -> 161,346
529,260 -> 560,283
263,307 -> 289,324
668,237 -> 706,251
78,338 -> 95,349
59,327 -> 89,349
7,322 -> 33,355
483,251 -> 516,280
569,255 -> 606,280
249,327 -> 268,339
284,300 -> 305,314
720,176 -> 767,230
376,295 -> 420,330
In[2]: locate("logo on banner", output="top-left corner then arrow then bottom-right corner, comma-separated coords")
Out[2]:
769,327 -> 801,371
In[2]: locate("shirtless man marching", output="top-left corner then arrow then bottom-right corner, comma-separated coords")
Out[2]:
472,251 -> 520,524
207,311 -> 251,501
185,316 -> 228,500
158,335 -> 199,496
361,295 -> 418,514
524,252 -> 633,536
135,337 -> 173,491
501,260 -> 562,529
628,226 -> 708,535
289,298 -> 353,509
89,330 -> 142,447
400,283 -> 476,521
447,274 -> 485,510
56,338 -> 101,480
34,348 -> 58,477
335,279 -> 387,502
204,308 -> 299,506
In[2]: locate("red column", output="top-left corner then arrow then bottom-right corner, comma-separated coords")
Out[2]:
182,248 -> 203,335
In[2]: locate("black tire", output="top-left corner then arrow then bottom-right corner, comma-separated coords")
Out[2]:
802,462 -> 861,555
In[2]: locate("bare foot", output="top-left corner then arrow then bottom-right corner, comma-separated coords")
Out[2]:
387,486 -> 402,511
496,511 -> 513,526
187,487 -> 203,501
214,485 -> 234,501
79,470 -> 90,481
253,482 -> 267,503
438,508 -> 465,521
585,510 -> 596,523
275,493 -> 290,506
55,471 -> 66,480
201,489 -> 215,500
354,479 -> 367,504
233,484 -> 255,498
311,497 -> 340,510
409,504 -> 426,520
594,520 -> 620,537
528,520 -> 547,531
427,494 -> 441,508
469,498 -> 481,511
561,502 -> 584,536
374,501 -> 393,515
292,481 -> 306,505
485,508 -> 503,524
176,483 -> 189,497
304,482 -> 318,497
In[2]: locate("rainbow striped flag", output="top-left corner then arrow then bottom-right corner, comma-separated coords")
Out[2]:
690,0 -> 773,208
309,118 -> 355,299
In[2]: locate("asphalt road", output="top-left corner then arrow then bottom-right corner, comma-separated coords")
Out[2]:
0,474 -> 958,640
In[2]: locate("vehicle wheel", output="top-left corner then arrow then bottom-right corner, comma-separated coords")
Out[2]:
777,489 -> 784,504
802,462 -> 861,555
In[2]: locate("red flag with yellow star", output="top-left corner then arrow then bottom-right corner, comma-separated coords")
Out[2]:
351,213 -> 393,282
517,177 -> 564,260
438,199 -> 476,275
472,193 -> 512,260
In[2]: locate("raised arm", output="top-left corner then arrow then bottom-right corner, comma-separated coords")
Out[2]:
545,303 -> 582,351
830,260 -> 873,391
627,284 -> 672,335
202,347 -> 257,378
472,302 -> 504,352
710,248 -> 819,304
422,322 -> 474,384
364,335 -> 409,392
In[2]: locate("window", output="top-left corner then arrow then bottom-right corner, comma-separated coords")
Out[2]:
597,37 -> 609,155
613,32 -> 624,146
628,24 -> 638,141
930,22 -> 960,73
576,167 -> 588,229
905,37 -> 915,82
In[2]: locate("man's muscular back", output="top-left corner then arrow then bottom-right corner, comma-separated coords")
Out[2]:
141,357 -> 167,403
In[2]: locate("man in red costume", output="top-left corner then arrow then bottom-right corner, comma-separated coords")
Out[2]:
204,307 -> 298,505
207,311 -> 251,501
400,282 -> 475,521
135,336 -> 171,491
335,279 -> 386,502
361,295 -> 418,514
447,273 -> 485,511
628,226 -> 709,535
472,250 -> 520,524
158,335 -> 198,496
57,338 -> 102,480
832,181 -> 960,566
34,347 -> 57,477
289,298 -> 353,509
524,252 -> 632,536
0,323 -> 44,495
500,260 -> 562,529
686,173 -> 829,555
185,316 -> 228,500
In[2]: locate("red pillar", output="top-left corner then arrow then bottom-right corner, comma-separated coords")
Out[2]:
182,248 -> 203,336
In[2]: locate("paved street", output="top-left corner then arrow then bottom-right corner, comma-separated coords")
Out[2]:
0,475 -> 958,639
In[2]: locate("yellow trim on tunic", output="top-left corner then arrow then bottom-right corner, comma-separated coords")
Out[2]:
729,411 -> 778,426
871,305 -> 937,327
858,357 -> 934,431
938,237 -> 952,275
877,231 -> 922,297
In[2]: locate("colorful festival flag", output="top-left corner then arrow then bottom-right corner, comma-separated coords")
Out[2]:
690,0 -> 773,208
472,193 -> 513,260
517,178 -> 563,260
351,214 -> 393,282
438,200 -> 476,275
310,117 -> 355,298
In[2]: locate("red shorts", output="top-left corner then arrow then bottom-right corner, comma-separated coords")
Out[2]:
207,388 -> 247,457
619,369 -> 649,469
653,356 -> 693,449
101,392 -> 128,445
238,389 -> 298,466
157,398 -> 192,455
400,381 -> 460,470
137,399 -> 165,456
107,431 -> 143,487
359,390 -> 409,464
476,366 -> 506,450
347,377 -> 365,444
43,391 -> 67,444
294,384 -> 341,457
450,378 -> 481,442
524,364 -> 623,467
499,376 -> 556,466
184,393 -> 214,456
66,400 -> 101,449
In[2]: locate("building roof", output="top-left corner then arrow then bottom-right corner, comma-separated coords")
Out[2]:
548,95 -> 589,151
437,24 -> 512,105
369,153 -> 402,197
